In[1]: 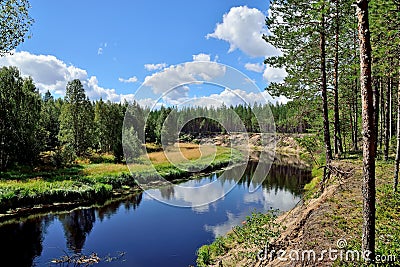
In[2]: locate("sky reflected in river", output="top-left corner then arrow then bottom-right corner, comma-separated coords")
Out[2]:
0,161 -> 311,267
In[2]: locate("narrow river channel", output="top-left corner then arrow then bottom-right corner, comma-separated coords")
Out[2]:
0,161 -> 311,267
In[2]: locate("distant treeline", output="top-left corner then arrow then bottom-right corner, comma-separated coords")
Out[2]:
0,66 -> 307,170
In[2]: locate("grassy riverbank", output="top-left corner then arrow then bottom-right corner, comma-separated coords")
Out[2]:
0,144 -> 238,216
196,156 -> 400,266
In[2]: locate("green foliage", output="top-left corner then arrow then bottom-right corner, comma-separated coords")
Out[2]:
59,79 -> 94,156
375,184 -> 400,262
0,66 -> 44,169
295,135 -> 325,164
0,0 -> 34,55
41,91 -> 61,150
232,211 -> 280,248
123,127 -> 143,163
53,144 -> 77,167
93,99 -> 126,162
197,237 -> 228,267
196,211 -> 281,266
196,245 -> 212,266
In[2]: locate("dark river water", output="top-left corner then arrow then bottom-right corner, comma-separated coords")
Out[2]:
0,161 -> 311,267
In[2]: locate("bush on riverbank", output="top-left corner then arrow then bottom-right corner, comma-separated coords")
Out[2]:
196,211 -> 280,266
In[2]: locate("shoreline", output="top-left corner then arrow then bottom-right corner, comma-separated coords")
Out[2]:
0,155 -> 236,223
0,134 -> 309,223
197,159 -> 400,266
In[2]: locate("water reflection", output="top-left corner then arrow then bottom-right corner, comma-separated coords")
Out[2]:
97,193 -> 143,221
203,162 -> 310,238
150,161 -> 310,210
59,209 -> 96,252
0,161 -> 310,267
0,217 -> 48,267
0,192 -> 143,266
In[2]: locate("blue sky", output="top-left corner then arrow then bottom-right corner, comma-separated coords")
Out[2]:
0,0 -> 288,107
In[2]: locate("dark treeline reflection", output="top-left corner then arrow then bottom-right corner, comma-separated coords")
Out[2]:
0,192 -> 143,265
216,161 -> 311,197
59,209 -> 96,252
97,193 -> 143,221
0,217 -> 49,267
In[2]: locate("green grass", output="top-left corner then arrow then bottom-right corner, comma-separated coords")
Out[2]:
0,145 -> 238,214
302,164 -> 324,200
196,211 -> 281,266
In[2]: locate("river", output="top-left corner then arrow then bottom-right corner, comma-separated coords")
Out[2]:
0,161 -> 311,267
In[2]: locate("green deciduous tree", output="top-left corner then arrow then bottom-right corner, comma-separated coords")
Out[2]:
0,66 -> 43,169
0,0 -> 34,55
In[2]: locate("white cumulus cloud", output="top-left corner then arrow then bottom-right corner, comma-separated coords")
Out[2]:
144,63 -> 167,71
0,51 -> 136,102
192,53 -> 211,62
188,88 -> 273,108
245,62 -> 265,73
263,66 -> 287,83
207,6 -> 280,57
118,76 -> 138,83
142,61 -> 226,98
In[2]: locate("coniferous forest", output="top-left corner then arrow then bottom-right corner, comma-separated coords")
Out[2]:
0,0 -> 400,266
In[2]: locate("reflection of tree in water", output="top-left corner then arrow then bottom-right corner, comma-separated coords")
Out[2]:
58,193 -> 143,253
0,216 -> 50,267
221,161 -> 311,196
159,185 -> 174,200
97,193 -> 143,221
263,163 -> 312,195
59,209 -> 95,253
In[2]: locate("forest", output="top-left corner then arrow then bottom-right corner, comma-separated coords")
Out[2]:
0,0 -> 400,265
0,66 -> 293,171
263,0 -> 400,261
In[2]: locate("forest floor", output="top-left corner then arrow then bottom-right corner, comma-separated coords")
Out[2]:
196,155 -> 400,267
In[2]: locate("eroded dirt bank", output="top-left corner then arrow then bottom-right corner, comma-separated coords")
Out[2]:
207,158 -> 399,267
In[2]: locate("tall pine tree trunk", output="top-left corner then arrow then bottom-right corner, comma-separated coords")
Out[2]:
394,63 -> 400,192
353,80 -> 359,151
357,0 -> 376,261
333,0 -> 343,157
353,27 -> 359,151
390,77 -> 393,140
384,77 -> 391,160
373,78 -> 380,154
349,101 -> 355,149
320,10 -> 332,164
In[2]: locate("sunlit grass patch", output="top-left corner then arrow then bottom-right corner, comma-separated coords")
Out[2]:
196,211 -> 280,267
0,144 -> 238,213
83,163 -> 130,176
147,143 -> 218,164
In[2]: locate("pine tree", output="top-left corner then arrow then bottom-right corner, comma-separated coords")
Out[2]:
357,0 -> 376,260
41,90 -> 61,150
59,79 -> 94,156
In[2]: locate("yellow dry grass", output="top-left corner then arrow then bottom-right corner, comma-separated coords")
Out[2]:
83,163 -> 130,176
147,143 -> 217,164
83,143 -> 221,176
